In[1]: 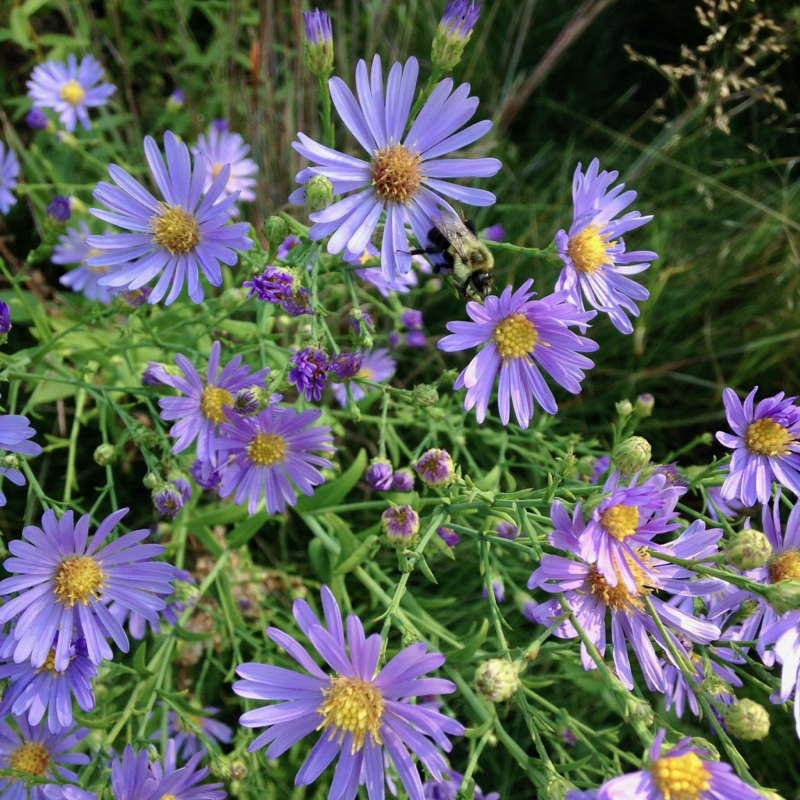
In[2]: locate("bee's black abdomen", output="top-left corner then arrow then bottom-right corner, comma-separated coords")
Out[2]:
463,218 -> 477,235
427,227 -> 449,250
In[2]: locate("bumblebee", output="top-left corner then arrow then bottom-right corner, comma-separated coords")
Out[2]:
409,211 -> 495,300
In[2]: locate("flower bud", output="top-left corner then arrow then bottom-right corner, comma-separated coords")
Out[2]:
263,215 -> 289,255
228,761 -> 247,782
623,696 -> 654,727
635,393 -> 655,417
414,448 -> 455,487
382,504 -> 420,548
46,196 -> 71,223
724,699 -> 770,741
474,658 -> 519,703
142,472 -> 159,490
401,629 -> 419,648
412,384 -> 439,407
762,579 -> 800,614
366,458 -> 394,491
1,454 -> 19,472
303,9 -> 334,77
0,301 -> 10,342
432,0 -> 481,73
540,773 -> 573,800
615,399 -> 633,418
93,444 -> 117,467
611,436 -> 652,475
392,468 -> 414,492
724,529 -> 772,571
306,174 -> 334,212
26,108 -> 49,130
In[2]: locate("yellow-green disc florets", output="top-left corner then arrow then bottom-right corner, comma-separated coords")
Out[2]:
317,675 -> 384,753
650,751 -> 711,800
54,555 -> 106,608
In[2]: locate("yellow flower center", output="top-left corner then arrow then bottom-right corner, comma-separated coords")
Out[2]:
744,417 -> 795,457
161,795 -> 177,800
54,555 -> 106,608
567,223 -> 614,274
35,649 -> 62,676
600,504 -> 640,540
769,549 -> 800,583
212,163 -> 224,179
317,675 -> 384,753
357,367 -> 373,380
59,79 -> 86,107
201,386 -> 234,424
150,205 -> 199,255
493,313 -> 539,360
651,751 -> 711,800
371,144 -> 422,204
247,433 -> 287,466
84,248 -> 108,274
9,742 -> 50,778
358,249 -> 373,265
587,550 -> 651,613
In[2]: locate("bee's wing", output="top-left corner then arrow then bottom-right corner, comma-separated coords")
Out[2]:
433,216 -> 472,263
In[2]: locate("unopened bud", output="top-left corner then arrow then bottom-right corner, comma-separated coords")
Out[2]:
612,436 -> 652,475
414,448 -> 455,488
133,426 -> 158,450
93,444 -> 117,467
401,629 -> 419,648
724,699 -> 770,741
381,504 -> 420,548
725,529 -> 772,571
1,455 -> 19,472
635,393 -> 655,417
142,472 -> 159,490
539,773 -> 572,800
615,399 -> 633,418
412,384 -> 439,407
474,658 -> 520,703
306,175 -> 334,212
228,761 -> 247,782
761,578 -> 800,614
366,458 -> 394,491
524,641 -> 540,662
432,0 -> 481,73
263,215 -> 289,254
623,696 -> 654,727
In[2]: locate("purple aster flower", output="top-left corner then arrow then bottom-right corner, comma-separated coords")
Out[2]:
157,340 -> 269,465
555,158 -> 657,334
244,266 -> 313,316
53,221 -> 118,303
438,279 -> 598,428
579,470 -> 682,592
26,54 -> 115,132
332,348 -> 396,406
415,448 -> 455,488
0,507 -> 176,670
276,234 -> 301,260
393,468 -> 414,492
438,526 -> 460,548
153,480 -> 190,518
87,131 -> 253,305
235,389 -> 260,415
167,89 -> 185,108
662,647 -> 738,721
529,505 -> 722,693
290,55 -> 501,281
0,717 -> 89,800
356,266 -> 419,297
438,1 -> 482,41
289,348 -> 331,402
150,740 -> 227,800
215,405 -> 334,515
589,455 -> 610,484
482,578 -> 505,604
759,609 -> 800,737
401,309 -> 423,330
120,286 -> 151,307
423,769 -> 499,800
406,331 -> 426,348
389,332 -> 402,348
480,223 -> 504,242
331,352 -> 363,380
0,633 -> 96,734
704,482 -> 745,522
716,386 -> 800,505
26,108 -> 49,130
595,727 -> 763,800
382,504 -> 421,546
303,8 -> 333,47
366,459 -> 394,491
0,300 -> 10,336
0,414 -> 43,507
651,461 -> 689,494
495,521 -> 518,539
232,585 -> 464,800
0,141 -> 20,215
159,707 -> 233,760
47,196 -> 71,222
194,126 -> 258,214
211,119 -> 228,133
191,459 -> 223,491
142,362 -> 170,386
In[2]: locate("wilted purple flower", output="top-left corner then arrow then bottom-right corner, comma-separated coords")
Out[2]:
26,108 -> 49,130
438,1 -> 482,41
47,196 -> 71,222
332,348 -> 396,406
288,348 -> 330,402
401,309 -> 423,330
215,405 -> 334,515
393,468 -> 414,492
0,142 -> 20,215
233,586 -> 463,799
0,717 -> 89,800
0,508 -> 175,670
595,728 -> 763,800
438,279 -> 598,428
716,386 -> 800,505
366,458 -> 394,491
244,266 -> 313,316
88,131 -> 253,305
438,526 -> 460,548
482,578 -> 505,604
27,54 -> 115,132
480,223 -> 504,242
235,389 -> 260,415
415,448 -> 455,487
157,340 -> 269,465
406,331 -> 426,348
191,459 -> 223,491
290,55 -> 500,281
276,235 -> 301,260
0,633 -> 96,734
303,8 -> 333,47
495,521 -> 518,540
330,351 -> 362,380
382,504 -> 420,546
194,125 -> 258,212
555,158 -> 657,334
153,480 -> 191,518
